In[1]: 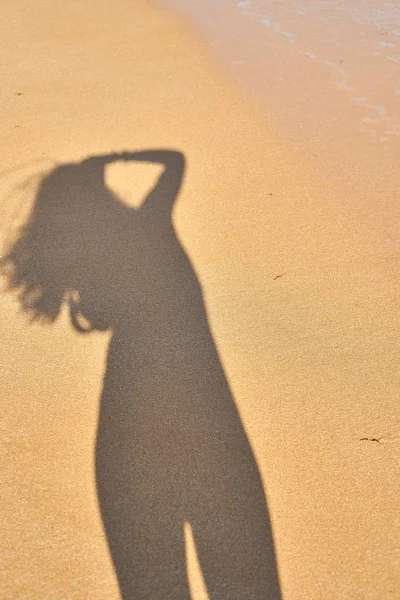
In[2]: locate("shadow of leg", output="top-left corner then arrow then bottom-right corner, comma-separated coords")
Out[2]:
99,500 -> 191,600
190,471 -> 281,600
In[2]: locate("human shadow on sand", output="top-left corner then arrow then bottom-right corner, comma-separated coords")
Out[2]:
1,149 -> 281,599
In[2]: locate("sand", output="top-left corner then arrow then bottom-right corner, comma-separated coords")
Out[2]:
0,0 -> 399,599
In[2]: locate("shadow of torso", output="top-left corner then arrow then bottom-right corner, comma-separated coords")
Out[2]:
98,205 -> 252,493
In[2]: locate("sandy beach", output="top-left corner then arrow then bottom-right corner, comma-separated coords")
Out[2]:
1,0 -> 399,598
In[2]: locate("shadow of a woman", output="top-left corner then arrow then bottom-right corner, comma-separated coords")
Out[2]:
1,150 -> 281,599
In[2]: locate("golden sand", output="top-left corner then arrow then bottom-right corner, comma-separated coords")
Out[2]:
0,1 -> 399,598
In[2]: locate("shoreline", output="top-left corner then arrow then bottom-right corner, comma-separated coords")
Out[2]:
161,0 -> 400,240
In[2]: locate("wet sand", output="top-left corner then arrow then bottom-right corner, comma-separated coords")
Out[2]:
1,0 -> 399,599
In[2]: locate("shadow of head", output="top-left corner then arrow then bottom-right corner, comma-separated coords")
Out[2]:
0,150 -> 186,334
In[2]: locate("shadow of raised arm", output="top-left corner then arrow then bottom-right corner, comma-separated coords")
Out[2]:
81,149 -> 185,218
127,150 -> 185,217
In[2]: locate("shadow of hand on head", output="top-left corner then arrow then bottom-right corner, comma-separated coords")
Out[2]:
1,150 -> 281,599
